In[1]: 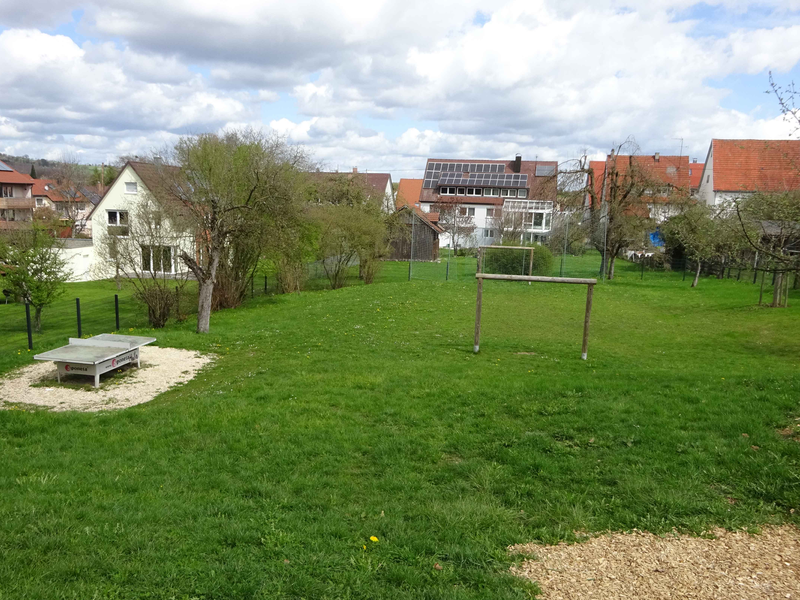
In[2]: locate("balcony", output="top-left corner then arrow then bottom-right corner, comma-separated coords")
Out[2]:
0,220 -> 33,231
0,197 -> 35,210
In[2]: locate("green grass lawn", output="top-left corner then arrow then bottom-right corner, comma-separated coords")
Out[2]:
1,260 -> 799,599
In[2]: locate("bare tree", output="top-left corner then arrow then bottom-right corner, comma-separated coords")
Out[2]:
95,191 -> 190,327
559,139 -> 690,279
432,200 -> 477,253
52,153 -> 91,237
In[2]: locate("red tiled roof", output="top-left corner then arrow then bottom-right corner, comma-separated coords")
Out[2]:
0,162 -> 34,185
32,179 -> 56,197
689,163 -> 704,190
710,139 -> 800,192
396,178 -> 423,208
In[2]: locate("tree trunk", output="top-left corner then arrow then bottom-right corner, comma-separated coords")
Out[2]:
33,305 -> 43,333
197,278 -> 214,333
196,249 -> 221,334
691,260 -> 701,288
772,272 -> 783,307
607,254 -> 616,280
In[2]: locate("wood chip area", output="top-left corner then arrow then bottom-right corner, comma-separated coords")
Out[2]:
510,526 -> 800,599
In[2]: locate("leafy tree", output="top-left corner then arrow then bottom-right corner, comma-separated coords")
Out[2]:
89,164 -> 119,187
310,174 -> 389,288
0,217 -> 70,332
156,129 -> 310,333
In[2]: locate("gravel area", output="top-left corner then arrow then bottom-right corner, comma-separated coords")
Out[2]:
0,346 -> 213,412
510,526 -> 800,599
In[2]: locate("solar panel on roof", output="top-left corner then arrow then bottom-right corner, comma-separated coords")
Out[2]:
0,160 -> 13,172
535,164 -> 556,177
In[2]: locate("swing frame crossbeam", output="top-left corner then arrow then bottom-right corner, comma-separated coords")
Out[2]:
473,246 -> 597,360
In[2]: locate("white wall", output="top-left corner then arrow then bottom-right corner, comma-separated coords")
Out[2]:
697,145 -> 715,206
61,242 -> 96,282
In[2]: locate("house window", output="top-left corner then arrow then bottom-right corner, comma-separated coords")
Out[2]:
483,188 -> 499,197
533,212 -> 544,228
35,198 -> 44,207
706,175 -> 710,183
508,189 -> 517,198
486,208 -> 495,218
517,189 -> 527,199
457,187 -> 465,196
501,189 -> 510,197
466,187 -> 482,196
523,212 -> 533,226
440,187 -> 456,195
1,186 -> 12,198
483,229 -> 495,238
0,209 -> 16,221
141,245 -> 173,273
467,207 -> 475,216
545,213 -> 552,229
125,182 -> 138,194
107,210 -> 129,236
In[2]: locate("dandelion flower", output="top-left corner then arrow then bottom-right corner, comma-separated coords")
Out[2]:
370,536 -> 379,542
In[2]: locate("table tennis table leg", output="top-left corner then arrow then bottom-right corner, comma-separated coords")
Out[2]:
94,373 -> 100,388
57,368 -> 61,383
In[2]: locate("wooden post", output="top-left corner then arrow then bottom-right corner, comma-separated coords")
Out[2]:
473,276 -> 483,353
477,247 -> 484,275
581,283 -> 594,360
528,248 -> 534,277
759,270 -> 765,305
114,294 -> 120,331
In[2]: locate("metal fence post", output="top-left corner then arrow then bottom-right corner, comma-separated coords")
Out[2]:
115,294 -> 120,331
76,298 -> 82,338
641,259 -> 644,280
683,259 -> 687,281
446,260 -> 449,281
25,302 -> 33,351
264,275 -> 267,293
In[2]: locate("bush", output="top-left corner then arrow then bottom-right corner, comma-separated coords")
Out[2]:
486,244 -> 554,276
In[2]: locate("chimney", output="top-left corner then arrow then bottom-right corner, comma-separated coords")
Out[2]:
654,152 -> 660,162
609,148 -> 615,158
513,154 -> 522,173
692,158 -> 697,163
352,167 -> 358,173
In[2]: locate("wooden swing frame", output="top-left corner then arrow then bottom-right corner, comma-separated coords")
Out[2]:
473,246 -> 597,360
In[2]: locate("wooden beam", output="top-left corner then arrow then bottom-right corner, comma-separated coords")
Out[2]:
476,273 -> 597,285
581,283 -> 594,360
474,276 -> 483,353
479,245 -> 536,251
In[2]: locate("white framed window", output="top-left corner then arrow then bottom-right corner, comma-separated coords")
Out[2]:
483,229 -> 495,238
517,189 -> 527,199
544,213 -> 552,229
1,186 -> 12,198
35,198 -> 44,207
141,245 -> 174,273
125,182 -> 138,194
466,187 -> 482,196
457,187 -> 465,196
440,186 -> 456,195
508,189 -> 517,198
468,207 -> 475,216
533,212 -> 544,228
483,188 -> 499,197
107,210 -> 129,236
501,189 -> 510,197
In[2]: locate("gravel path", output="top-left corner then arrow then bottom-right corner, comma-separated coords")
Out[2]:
510,526 -> 800,599
0,346 -> 213,412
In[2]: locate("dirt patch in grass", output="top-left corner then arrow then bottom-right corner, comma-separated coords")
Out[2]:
510,526 -> 800,599
0,346 -> 213,412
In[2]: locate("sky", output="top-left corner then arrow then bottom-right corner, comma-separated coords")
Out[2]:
1,0 -> 800,181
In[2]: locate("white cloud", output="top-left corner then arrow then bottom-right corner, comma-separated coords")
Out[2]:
0,1 -> 798,176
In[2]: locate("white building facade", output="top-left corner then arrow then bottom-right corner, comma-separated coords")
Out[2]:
416,157 -> 557,249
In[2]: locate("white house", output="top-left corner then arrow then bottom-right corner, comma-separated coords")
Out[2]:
415,156 -> 558,248
87,161 -> 195,279
697,139 -> 800,206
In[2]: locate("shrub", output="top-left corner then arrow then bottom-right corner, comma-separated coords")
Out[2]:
487,244 -> 554,276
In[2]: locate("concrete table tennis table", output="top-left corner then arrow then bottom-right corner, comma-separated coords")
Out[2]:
34,334 -> 156,388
